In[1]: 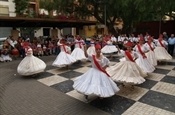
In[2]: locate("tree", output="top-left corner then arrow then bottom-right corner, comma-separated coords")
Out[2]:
38,0 -> 175,37
39,0 -> 57,17
13,0 -> 30,16
59,0 -> 175,36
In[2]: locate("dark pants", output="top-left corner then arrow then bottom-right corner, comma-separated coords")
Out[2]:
19,48 -> 25,58
71,45 -> 75,52
168,44 -> 175,56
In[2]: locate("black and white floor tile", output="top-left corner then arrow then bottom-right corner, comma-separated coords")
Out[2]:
37,57 -> 175,115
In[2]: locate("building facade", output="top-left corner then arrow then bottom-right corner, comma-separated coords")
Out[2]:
0,0 -> 15,37
0,0 -> 78,39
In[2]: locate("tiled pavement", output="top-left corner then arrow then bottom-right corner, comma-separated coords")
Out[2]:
36,56 -> 175,115
1,55 -> 175,115
0,56 -> 109,115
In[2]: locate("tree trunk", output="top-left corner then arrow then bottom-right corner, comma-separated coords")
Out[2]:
106,23 -> 118,40
49,10 -> 53,18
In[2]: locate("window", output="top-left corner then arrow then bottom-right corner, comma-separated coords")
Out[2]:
0,0 -> 8,1
43,28 -> 50,37
0,5 -> 9,16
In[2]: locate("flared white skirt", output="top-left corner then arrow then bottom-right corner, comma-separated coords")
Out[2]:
87,46 -> 96,56
135,56 -> 155,73
71,48 -> 87,61
17,55 -> 46,76
101,45 -> 118,54
52,52 -> 76,67
107,61 -> 146,84
154,47 -> 172,61
145,51 -> 157,66
73,68 -> 120,97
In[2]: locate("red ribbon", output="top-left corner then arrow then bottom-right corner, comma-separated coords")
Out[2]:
92,55 -> 110,77
125,51 -> 135,62
148,43 -> 154,51
158,40 -> 165,48
77,42 -> 82,48
137,44 -> 147,58
60,44 -> 68,54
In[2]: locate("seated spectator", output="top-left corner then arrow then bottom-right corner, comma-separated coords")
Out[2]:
37,42 -> 43,57
1,46 -> 12,62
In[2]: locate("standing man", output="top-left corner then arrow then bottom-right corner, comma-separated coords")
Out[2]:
163,32 -> 169,41
168,34 -> 175,56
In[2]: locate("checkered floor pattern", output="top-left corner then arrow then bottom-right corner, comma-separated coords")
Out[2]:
37,57 -> 175,115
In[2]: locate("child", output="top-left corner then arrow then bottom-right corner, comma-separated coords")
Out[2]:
52,39 -> 76,67
133,37 -> 155,73
17,47 -> 46,76
1,46 -> 12,62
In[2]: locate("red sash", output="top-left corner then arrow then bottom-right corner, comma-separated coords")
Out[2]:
125,51 -> 135,62
137,45 -> 147,58
77,42 -> 82,48
92,55 -> 110,77
60,44 -> 68,54
158,40 -> 165,48
148,43 -> 154,51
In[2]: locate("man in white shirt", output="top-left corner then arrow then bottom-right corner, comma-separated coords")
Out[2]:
111,35 -> 117,44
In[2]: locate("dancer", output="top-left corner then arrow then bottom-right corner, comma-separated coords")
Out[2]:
71,36 -> 87,61
101,37 -> 118,54
87,38 -> 96,56
73,44 -> 119,99
52,39 -> 76,67
17,47 -> 46,76
145,37 -> 157,66
154,34 -> 172,61
107,41 -> 146,86
133,37 -> 155,73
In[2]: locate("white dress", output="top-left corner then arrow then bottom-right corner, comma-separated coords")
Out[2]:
134,44 -> 155,73
1,49 -> 12,61
17,48 -> 46,76
52,43 -> 76,67
107,50 -> 146,84
144,42 -> 157,66
154,40 -> 172,61
87,41 -> 96,56
71,39 -> 87,61
0,56 -> 4,62
101,41 -> 118,54
73,55 -> 119,98
1,54 -> 12,61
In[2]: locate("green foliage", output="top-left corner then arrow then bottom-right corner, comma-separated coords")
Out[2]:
13,0 -> 30,15
39,0 -> 175,34
39,0 -> 56,12
82,0 -> 175,33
